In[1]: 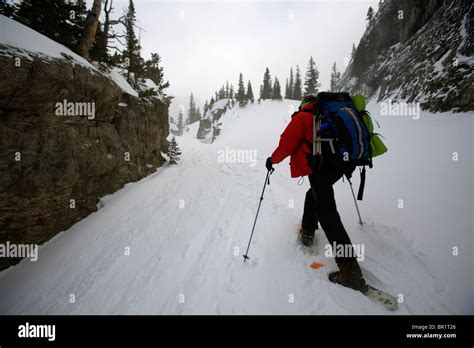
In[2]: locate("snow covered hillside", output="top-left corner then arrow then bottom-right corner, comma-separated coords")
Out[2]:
0,100 -> 472,314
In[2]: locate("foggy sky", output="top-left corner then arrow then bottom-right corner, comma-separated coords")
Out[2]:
93,0 -> 378,117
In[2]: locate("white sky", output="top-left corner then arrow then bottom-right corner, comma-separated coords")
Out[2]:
92,0 -> 379,117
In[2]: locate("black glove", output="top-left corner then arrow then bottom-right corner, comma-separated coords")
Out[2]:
265,157 -> 274,172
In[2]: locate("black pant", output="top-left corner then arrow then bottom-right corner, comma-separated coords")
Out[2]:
302,164 -> 356,265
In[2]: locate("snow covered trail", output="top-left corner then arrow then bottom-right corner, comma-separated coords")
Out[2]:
0,100 -> 472,314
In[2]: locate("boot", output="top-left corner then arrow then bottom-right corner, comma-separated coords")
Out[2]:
299,228 -> 315,246
328,259 -> 369,293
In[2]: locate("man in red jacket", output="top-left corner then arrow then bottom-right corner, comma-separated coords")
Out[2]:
265,96 -> 368,293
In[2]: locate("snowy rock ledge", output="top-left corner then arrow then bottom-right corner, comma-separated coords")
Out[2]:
0,15 -> 169,270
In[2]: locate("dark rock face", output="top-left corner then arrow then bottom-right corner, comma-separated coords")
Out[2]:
197,118 -> 212,140
340,0 -> 473,112
0,48 -> 169,270
197,100 -> 230,143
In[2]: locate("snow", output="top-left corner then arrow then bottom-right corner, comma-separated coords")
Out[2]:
0,15 -> 94,69
169,123 -> 179,132
433,49 -> 451,74
0,15 -> 141,97
140,78 -> 165,102
456,13 -> 474,65
105,68 -> 139,97
204,98 -> 230,120
0,100 -> 472,314
142,78 -> 158,90
211,98 -> 231,111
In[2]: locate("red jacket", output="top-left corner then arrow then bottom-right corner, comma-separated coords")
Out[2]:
271,102 -> 315,178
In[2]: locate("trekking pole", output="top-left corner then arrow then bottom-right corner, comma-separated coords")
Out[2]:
243,168 -> 273,262
347,178 -> 363,225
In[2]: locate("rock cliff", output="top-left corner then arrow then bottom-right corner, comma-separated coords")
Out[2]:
0,43 -> 169,270
340,0 -> 473,112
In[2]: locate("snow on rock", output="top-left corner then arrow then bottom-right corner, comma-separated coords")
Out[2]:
105,68 -> 139,97
340,0 -> 474,112
0,16 -> 170,267
0,15 -> 140,98
0,100 -> 471,314
203,98 -> 231,120
0,15 -> 94,69
197,99 -> 232,143
138,78 -> 165,102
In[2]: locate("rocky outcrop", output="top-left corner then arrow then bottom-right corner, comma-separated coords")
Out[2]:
0,47 -> 169,270
197,99 -> 230,143
340,0 -> 473,112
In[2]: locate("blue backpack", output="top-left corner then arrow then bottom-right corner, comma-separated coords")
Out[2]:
306,92 -> 372,200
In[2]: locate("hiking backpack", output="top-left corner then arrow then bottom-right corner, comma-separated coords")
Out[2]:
306,92 -> 386,200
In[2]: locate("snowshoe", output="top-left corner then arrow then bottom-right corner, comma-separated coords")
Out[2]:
328,259 -> 398,310
328,259 -> 369,293
328,270 -> 369,293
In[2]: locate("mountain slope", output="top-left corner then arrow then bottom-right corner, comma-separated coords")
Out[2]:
340,0 -> 473,112
0,100 -> 471,314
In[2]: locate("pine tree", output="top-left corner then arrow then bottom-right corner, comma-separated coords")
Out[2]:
187,93 -> 198,124
351,43 -> 357,59
0,1 -> 16,17
246,80 -> 254,104
272,77 -> 282,100
144,53 -> 170,92
229,84 -> 234,100
286,68 -> 294,99
236,73 -> 247,107
225,81 -> 230,98
260,67 -> 273,100
196,107 -> 202,121
122,0 -> 144,87
204,100 -> 209,114
218,85 -> 226,99
304,56 -> 321,95
15,0 -> 87,53
177,110 -> 185,135
168,137 -> 182,165
366,6 -> 374,23
293,65 -> 303,100
330,62 -> 341,92
89,22 -> 107,62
